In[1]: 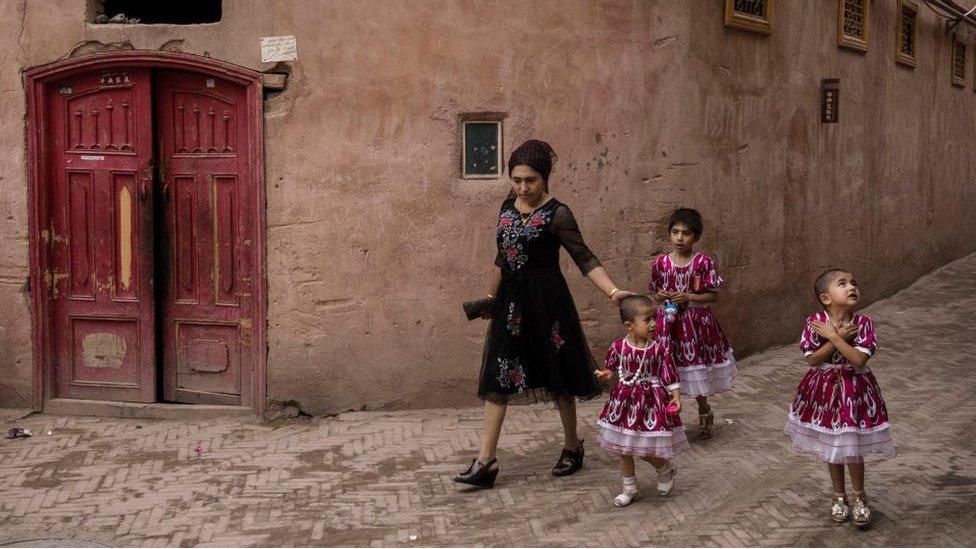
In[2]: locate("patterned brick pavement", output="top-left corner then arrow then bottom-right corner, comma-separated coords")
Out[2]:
2,254 -> 975,547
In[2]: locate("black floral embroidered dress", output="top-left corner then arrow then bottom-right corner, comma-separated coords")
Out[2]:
478,196 -> 602,404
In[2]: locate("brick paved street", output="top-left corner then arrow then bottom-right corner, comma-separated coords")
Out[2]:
2,254 -> 975,547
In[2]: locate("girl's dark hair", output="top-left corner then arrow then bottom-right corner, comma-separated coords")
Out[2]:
813,268 -> 850,308
619,294 -> 655,322
668,208 -> 703,237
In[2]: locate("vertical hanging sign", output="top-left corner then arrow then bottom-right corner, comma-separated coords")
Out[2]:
821,78 -> 840,123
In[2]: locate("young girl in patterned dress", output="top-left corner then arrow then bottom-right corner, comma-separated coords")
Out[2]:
786,269 -> 894,527
648,208 -> 735,438
595,295 -> 687,507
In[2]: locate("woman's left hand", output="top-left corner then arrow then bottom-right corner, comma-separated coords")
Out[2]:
611,290 -> 637,305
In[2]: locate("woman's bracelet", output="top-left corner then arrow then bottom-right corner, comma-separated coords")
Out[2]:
486,293 -> 495,300
608,288 -> 620,300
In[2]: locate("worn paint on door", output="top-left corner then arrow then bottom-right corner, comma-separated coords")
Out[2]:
155,70 -> 254,405
47,68 -> 156,402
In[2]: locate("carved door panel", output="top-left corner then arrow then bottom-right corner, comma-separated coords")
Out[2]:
48,69 -> 156,402
155,70 -> 254,405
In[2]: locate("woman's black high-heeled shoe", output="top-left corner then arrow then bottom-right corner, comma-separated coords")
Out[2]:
453,458 -> 499,489
551,439 -> 584,477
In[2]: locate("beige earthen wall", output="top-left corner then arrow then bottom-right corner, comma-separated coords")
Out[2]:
0,1 -> 973,414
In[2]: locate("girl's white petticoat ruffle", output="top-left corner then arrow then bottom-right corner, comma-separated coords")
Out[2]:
785,415 -> 896,464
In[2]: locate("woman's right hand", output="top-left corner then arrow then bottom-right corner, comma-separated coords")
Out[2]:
611,290 -> 637,305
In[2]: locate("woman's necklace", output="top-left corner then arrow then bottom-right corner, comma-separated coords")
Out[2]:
515,196 -> 547,223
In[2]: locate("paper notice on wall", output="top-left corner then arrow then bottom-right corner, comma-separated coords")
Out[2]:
260,36 -> 298,63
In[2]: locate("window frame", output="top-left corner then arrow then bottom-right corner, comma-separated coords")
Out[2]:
461,119 -> 503,180
896,0 -> 918,68
724,0 -> 773,35
838,0 -> 870,52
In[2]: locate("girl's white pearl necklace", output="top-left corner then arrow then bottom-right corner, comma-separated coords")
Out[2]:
618,340 -> 651,386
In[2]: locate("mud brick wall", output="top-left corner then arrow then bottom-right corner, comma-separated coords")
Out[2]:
1,2 -> 974,414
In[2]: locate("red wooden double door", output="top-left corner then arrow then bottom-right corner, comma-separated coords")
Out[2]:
46,68 -> 258,405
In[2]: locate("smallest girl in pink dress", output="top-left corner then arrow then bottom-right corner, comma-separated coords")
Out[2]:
785,269 -> 895,528
649,208 -> 735,438
595,295 -> 688,508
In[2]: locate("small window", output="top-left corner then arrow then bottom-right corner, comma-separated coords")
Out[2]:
724,0 -> 773,35
838,0 -> 870,52
896,1 -> 918,68
90,0 -> 221,24
462,121 -> 502,179
952,35 -> 967,88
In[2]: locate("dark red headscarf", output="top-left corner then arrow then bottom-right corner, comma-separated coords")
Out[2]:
508,139 -> 558,184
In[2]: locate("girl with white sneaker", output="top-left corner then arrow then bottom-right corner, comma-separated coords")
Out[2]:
595,295 -> 688,507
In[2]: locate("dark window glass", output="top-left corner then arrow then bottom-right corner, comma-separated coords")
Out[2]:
900,7 -> 916,56
843,0 -> 867,39
100,0 -> 221,24
464,122 -> 500,177
733,0 -> 767,17
954,40 -> 966,80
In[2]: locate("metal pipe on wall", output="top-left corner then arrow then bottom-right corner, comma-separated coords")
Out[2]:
924,0 -> 976,30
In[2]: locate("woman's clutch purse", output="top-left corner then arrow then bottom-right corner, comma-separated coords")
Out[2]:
462,296 -> 495,321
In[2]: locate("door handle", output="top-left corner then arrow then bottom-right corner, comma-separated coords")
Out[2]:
140,159 -> 153,202
139,179 -> 149,201
158,157 -> 171,204
159,157 -> 170,182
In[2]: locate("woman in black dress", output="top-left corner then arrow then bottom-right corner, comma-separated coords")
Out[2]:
454,139 -> 635,488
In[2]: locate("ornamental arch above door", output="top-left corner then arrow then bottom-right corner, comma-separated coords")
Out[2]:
25,51 -> 267,415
